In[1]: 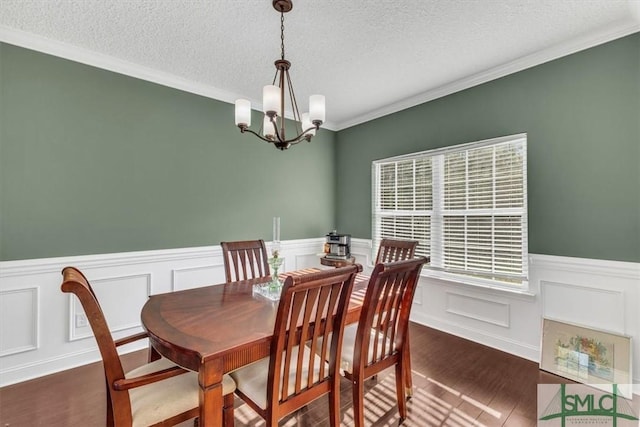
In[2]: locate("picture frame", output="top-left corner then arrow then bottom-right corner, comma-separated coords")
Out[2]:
540,318 -> 633,398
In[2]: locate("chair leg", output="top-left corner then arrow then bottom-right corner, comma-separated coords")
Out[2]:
352,377 -> 366,427
403,333 -> 413,398
105,383 -> 114,427
266,409 -> 279,427
328,380 -> 341,427
395,362 -> 407,423
223,393 -> 235,427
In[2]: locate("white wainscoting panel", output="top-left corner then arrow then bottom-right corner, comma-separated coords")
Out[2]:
70,273 -> 151,341
533,255 -> 639,394
541,281 -> 625,334
1,242 -> 637,395
0,239 -> 324,386
294,254 -> 322,271
172,264 -> 225,291
446,292 -> 510,328
350,238 -> 374,275
0,287 -> 39,357
406,251 -> 639,395
411,274 -> 539,362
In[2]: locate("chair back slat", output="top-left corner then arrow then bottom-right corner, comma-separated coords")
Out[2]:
297,286 -> 320,394
221,239 -> 270,282
315,289 -> 329,380
311,286 -> 332,381
268,265 -> 360,414
375,238 -> 419,264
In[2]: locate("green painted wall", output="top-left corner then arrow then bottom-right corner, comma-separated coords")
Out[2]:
0,43 -> 336,261
2,34 -> 639,263
335,34 -> 640,262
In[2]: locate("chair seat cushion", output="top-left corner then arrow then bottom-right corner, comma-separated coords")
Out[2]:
230,346 -> 326,410
127,357 -> 235,427
339,324 -> 394,374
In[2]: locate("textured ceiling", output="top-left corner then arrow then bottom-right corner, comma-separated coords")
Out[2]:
1,0 -> 639,130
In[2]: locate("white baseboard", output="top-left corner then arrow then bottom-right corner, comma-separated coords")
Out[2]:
0,342 -> 148,386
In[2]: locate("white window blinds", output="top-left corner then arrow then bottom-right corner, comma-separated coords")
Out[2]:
372,134 -> 528,287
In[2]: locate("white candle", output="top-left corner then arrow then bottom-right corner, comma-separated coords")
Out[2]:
273,217 -> 281,243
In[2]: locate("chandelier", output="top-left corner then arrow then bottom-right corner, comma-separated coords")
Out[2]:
234,0 -> 325,151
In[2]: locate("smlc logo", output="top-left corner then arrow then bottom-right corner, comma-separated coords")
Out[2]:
539,384 -> 639,426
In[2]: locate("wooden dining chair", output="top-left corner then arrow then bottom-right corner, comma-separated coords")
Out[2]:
373,239 -> 421,390
60,266 -> 236,427
221,239 -> 271,282
374,238 -> 419,264
340,257 -> 427,426
230,264 -> 362,426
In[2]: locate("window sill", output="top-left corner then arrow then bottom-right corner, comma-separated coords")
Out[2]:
419,269 -> 537,299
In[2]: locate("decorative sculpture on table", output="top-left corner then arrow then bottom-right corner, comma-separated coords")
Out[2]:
254,250 -> 284,301
268,250 -> 284,291
254,217 -> 285,301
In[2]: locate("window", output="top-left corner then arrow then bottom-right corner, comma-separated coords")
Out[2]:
372,134 -> 528,288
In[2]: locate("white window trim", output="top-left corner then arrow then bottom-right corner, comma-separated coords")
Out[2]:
372,133 -> 529,291
421,268 -> 535,296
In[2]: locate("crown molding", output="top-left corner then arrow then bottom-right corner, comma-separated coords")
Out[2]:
2,21 -> 637,133
0,25 -> 244,104
0,25 -> 340,131
335,21 -> 640,131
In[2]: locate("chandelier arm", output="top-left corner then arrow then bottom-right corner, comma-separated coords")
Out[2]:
238,121 -> 320,145
275,125 -> 318,145
278,72 -> 287,140
239,124 -> 314,146
301,124 -> 319,136
239,126 -> 278,144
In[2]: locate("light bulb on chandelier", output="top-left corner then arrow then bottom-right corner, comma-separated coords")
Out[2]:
234,0 -> 325,150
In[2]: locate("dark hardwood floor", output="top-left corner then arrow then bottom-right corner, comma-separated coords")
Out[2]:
1,323 -> 637,426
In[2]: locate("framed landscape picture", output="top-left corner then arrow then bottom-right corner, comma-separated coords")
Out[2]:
540,318 -> 633,397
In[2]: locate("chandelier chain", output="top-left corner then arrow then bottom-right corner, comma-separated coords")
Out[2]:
280,12 -> 285,60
